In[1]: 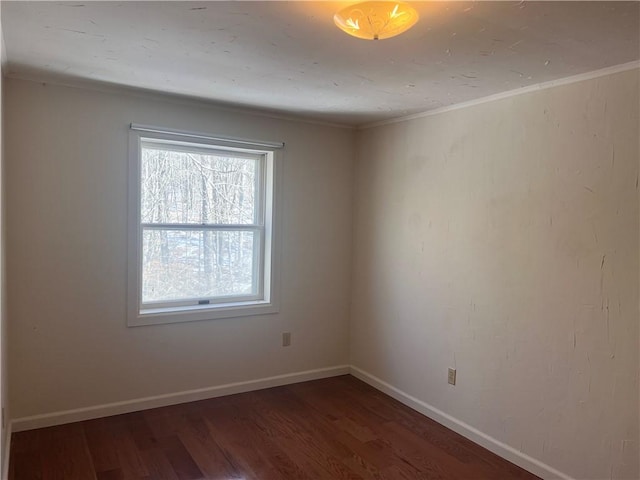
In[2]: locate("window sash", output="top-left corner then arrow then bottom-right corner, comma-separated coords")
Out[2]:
140,142 -> 264,227
138,139 -> 267,310
139,225 -> 265,309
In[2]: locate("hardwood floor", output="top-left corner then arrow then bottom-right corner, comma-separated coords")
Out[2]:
9,375 -> 539,479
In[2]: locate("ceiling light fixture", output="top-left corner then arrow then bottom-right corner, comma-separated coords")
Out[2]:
334,1 -> 419,40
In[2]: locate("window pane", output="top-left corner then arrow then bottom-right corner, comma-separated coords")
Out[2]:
141,145 -> 258,225
142,229 -> 257,303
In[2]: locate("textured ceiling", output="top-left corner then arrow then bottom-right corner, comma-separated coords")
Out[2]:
2,1 -> 639,126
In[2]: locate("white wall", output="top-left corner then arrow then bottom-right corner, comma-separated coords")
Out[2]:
351,69 -> 639,480
0,9 -> 6,475
5,78 -> 353,419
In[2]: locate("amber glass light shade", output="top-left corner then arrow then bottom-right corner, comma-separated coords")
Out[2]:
333,1 -> 419,40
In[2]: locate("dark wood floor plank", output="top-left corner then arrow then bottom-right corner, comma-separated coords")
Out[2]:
379,421 -> 481,480
246,402 -> 362,479
157,435 -> 204,480
138,447 -> 181,480
112,428 -> 150,479
244,406 -> 343,479
202,401 -> 307,479
251,388 -> 370,479
40,426 -> 98,480
83,419 -> 123,474
10,429 -> 42,455
8,451 -> 43,480
177,417 -> 245,479
10,375 -> 540,480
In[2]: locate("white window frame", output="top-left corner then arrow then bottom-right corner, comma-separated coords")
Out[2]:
127,124 -> 282,327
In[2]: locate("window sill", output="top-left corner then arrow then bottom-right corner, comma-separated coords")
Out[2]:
127,300 -> 278,327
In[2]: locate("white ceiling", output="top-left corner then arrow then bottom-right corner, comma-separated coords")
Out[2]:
2,1 -> 639,126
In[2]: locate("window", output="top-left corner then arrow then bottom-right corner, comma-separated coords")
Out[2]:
127,124 -> 281,326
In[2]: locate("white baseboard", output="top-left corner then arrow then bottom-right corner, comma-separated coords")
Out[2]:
2,421 -> 11,480
11,365 -> 350,433
349,366 -> 573,480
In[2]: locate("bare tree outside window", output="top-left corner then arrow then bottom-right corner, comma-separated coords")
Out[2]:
140,145 -> 260,304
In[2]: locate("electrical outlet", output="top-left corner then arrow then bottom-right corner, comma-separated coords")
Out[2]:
448,368 -> 457,385
282,332 -> 291,347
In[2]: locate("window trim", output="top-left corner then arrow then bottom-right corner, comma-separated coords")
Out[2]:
127,125 -> 282,327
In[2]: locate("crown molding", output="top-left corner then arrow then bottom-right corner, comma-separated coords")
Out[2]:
360,61 -> 640,130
